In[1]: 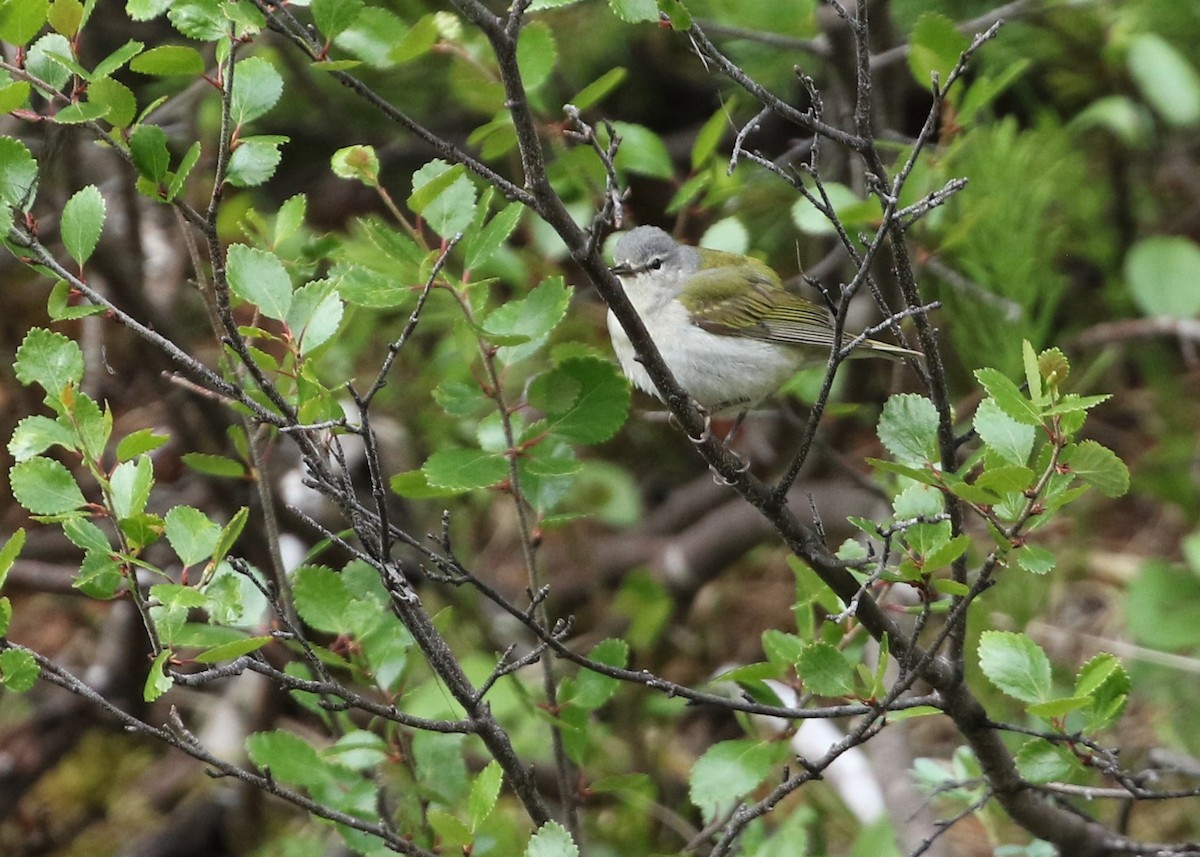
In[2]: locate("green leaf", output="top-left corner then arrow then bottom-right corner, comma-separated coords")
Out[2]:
194,635 -> 271,663
87,77 -> 136,128
975,367 -> 1041,426
8,414 -> 76,460
1063,440 -> 1129,498
792,182 -> 874,236
423,448 -> 508,491
975,464 -> 1035,495
483,276 -> 571,363
692,100 -> 733,170
287,280 -> 343,352
611,121 -> 673,179
516,21 -> 557,92
1124,236 -> 1200,319
866,457 -> 938,486
1127,33 -> 1200,127
907,12 -> 969,92
331,144 -> 379,187
1025,695 -> 1090,719
47,0 -> 82,35
0,0 -> 50,45
0,81 -> 30,113
388,13 -> 438,63
226,243 -> 292,321
525,820 -> 579,857
923,534 -> 970,571
210,506 -> 248,567
797,641 -> 856,697
246,730 -> 331,788
129,124 -> 170,183
144,648 -> 172,701
608,0 -> 657,24
9,457 -> 86,514
166,141 -> 201,200
973,397 -> 1035,466
464,201 -> 522,271
333,5 -> 406,68
762,628 -> 805,668
0,648 -> 39,692
1127,560 -> 1200,650
978,630 -> 1050,704
529,357 -> 630,444
127,0 -> 170,20
570,67 -> 626,111
60,184 -> 105,266
1014,544 -> 1055,575
409,159 -> 476,240
91,39 -> 144,79
1015,738 -> 1082,784
571,638 -> 628,709
75,550 -> 123,599
165,506 -> 222,567
109,456 -> 153,519
468,760 -> 503,832
226,135 -> 286,187
0,136 -> 38,207
1075,652 -> 1121,698
71,391 -> 111,460
116,428 -> 169,462
689,739 -> 778,822
230,55 -> 283,125
0,528 -> 26,590
181,452 -> 245,478
388,468 -> 462,499
878,393 -> 940,465
293,564 -> 355,634
273,193 -> 306,246
312,0 -> 362,39
129,44 -> 205,76
53,100 -> 109,124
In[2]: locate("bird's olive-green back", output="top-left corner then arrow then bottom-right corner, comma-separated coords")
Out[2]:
682,249 -> 838,348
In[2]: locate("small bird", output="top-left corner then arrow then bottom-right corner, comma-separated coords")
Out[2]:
607,226 -> 917,411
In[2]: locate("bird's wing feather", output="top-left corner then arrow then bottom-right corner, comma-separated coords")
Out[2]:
679,261 -> 838,348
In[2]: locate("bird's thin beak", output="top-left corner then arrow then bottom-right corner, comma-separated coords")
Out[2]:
609,261 -> 633,276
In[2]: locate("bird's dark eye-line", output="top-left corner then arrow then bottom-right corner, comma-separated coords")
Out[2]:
648,257 -> 663,270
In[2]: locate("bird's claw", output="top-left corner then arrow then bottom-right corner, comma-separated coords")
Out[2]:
688,412 -> 713,445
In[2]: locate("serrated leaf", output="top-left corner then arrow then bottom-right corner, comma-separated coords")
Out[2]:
464,201 -> 522,271
226,243 -> 292,321
866,457 -> 938,486
165,506 -> 221,567
978,630 -> 1050,704
116,428 -> 169,462
608,0 -> 656,24
129,124 -> 170,183
8,414 -> 76,461
0,648 -> 39,692
797,641 -> 856,697
15,328 -> 83,399
109,456 -> 153,519
528,357 -> 629,444
181,452 -> 245,478
975,368 -> 1042,426
226,135 -> 286,188
0,0 -> 51,45
483,276 -> 571,363
468,760 -> 503,832
571,638 -> 628,709
292,564 -> 354,634
878,393 -> 940,465
1015,738 -> 1082,784
973,397 -> 1035,466
409,159 -> 476,239
193,634 -> 271,663
689,740 -> 778,823
525,820 -> 579,857
9,457 -> 86,514
1074,652 -> 1121,697
0,80 -> 30,113
331,144 -> 379,187
0,529 -> 26,590
923,534 -> 969,571
246,730 -> 330,788
61,184 -> 105,265
389,469 -> 462,498
1025,696 -> 1091,719
230,55 -> 282,125
975,464 -> 1035,494
210,506 -> 248,568
423,448 -> 508,491
1063,440 -> 1129,498
130,44 -> 205,76
516,21 -> 556,92
312,0 -> 362,39
1014,544 -> 1055,575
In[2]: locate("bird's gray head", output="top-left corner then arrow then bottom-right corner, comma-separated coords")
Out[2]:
610,226 -> 698,279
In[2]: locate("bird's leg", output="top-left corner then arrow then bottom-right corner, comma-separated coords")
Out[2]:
722,408 -> 749,445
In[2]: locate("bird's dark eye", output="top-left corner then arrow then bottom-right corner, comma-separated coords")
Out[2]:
648,257 -> 663,271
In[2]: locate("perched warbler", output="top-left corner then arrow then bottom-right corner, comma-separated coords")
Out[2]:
607,226 -> 917,410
